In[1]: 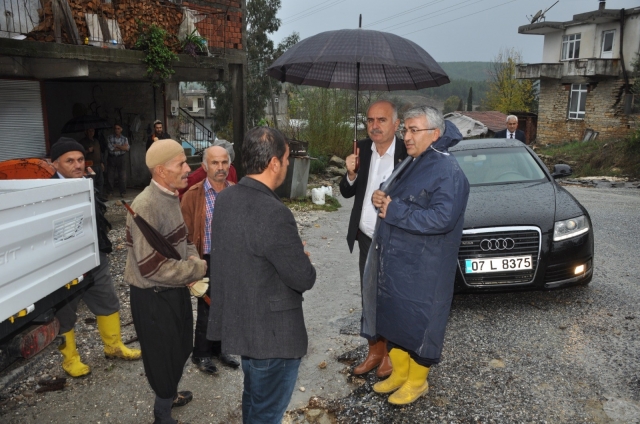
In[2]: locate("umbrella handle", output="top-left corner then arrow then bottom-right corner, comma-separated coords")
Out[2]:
121,200 -> 136,217
353,140 -> 360,173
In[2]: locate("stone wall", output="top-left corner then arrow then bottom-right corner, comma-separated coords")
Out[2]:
536,78 -> 638,144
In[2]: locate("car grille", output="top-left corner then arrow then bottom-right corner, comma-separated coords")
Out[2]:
458,227 -> 541,287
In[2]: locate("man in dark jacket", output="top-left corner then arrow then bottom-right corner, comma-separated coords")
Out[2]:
494,115 -> 526,142
208,127 -> 316,423
370,107 -> 470,405
339,100 -> 407,377
50,138 -> 141,378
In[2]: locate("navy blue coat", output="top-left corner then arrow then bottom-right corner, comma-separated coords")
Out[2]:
375,121 -> 469,362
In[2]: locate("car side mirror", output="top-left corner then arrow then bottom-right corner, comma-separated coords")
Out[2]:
551,163 -> 572,179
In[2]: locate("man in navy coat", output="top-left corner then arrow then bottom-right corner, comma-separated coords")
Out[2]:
495,115 -> 526,143
371,106 -> 469,405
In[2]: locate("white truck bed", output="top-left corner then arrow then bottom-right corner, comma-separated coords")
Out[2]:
0,179 -> 99,323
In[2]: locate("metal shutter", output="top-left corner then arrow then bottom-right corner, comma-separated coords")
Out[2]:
0,80 -> 46,161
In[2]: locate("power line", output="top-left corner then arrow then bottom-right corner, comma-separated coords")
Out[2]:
380,0 -> 483,33
280,0 -> 341,22
280,0 -> 349,26
400,0 -> 519,36
364,0 -> 448,28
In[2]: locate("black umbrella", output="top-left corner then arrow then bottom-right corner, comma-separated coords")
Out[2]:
267,25 -> 449,170
122,201 -> 211,305
61,115 -> 112,133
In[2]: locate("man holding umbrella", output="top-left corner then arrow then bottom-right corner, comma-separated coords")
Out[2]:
125,138 -> 207,424
370,106 -> 469,405
340,100 -> 407,378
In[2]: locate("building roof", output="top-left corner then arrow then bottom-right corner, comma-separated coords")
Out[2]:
456,111 -> 507,133
519,6 -> 640,35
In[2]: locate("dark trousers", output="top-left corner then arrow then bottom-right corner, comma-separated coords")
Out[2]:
387,340 -> 439,367
241,357 -> 301,424
130,285 -> 193,399
107,154 -> 127,195
193,295 -> 222,358
357,230 -> 379,342
56,252 -> 120,333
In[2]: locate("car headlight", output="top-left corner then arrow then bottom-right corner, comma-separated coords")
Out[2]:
553,215 -> 589,241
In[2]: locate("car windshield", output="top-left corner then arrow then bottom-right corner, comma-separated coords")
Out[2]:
452,147 -> 548,186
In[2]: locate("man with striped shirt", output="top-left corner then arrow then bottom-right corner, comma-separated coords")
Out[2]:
181,145 -> 239,374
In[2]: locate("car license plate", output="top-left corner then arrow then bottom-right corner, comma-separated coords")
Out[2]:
465,256 -> 532,273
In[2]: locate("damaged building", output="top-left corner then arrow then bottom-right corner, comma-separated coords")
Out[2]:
0,0 -> 247,186
516,1 -> 639,144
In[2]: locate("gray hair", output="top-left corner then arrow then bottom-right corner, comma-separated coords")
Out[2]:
213,139 -> 235,163
403,105 -> 445,134
202,145 -> 231,169
506,115 -> 518,123
369,100 -> 398,122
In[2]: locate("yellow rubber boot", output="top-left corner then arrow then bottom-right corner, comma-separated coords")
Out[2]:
58,329 -> 91,377
96,312 -> 141,360
372,348 -> 410,394
388,358 -> 430,405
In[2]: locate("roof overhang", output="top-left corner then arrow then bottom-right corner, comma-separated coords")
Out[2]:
0,38 -> 245,82
518,22 -> 565,35
519,7 -> 640,35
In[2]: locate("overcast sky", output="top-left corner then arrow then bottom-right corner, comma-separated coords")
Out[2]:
272,0 -> 639,63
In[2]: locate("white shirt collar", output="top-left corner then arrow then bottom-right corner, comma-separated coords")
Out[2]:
370,136 -> 396,158
152,179 -> 178,196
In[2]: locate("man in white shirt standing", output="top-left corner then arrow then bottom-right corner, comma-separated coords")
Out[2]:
495,115 -> 526,142
339,100 -> 407,378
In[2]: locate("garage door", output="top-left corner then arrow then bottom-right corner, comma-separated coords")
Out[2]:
0,80 -> 46,161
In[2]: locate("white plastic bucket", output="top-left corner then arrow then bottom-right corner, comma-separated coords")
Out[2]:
311,188 -> 325,205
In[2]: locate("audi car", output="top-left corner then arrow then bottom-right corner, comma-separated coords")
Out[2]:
450,138 -> 593,293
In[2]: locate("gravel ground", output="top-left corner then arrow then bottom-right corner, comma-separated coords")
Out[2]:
1,184 -> 639,423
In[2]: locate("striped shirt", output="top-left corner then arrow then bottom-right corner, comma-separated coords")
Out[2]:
203,178 -> 231,255
107,134 -> 128,156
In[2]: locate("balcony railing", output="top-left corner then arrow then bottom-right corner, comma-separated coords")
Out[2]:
178,107 -> 213,155
517,59 -> 621,80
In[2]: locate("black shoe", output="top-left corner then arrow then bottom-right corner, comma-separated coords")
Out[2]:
172,391 -> 193,408
216,353 -> 240,369
191,356 -> 218,374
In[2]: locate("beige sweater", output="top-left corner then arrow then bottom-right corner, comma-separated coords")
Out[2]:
124,181 -> 206,289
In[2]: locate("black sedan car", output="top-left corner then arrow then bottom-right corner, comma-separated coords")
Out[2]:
450,138 -> 593,292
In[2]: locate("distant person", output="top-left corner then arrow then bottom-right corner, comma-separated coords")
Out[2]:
79,128 -> 106,198
180,146 -> 239,375
339,100 -> 407,378
147,120 -> 171,151
207,127 -> 316,423
495,115 -> 525,142
370,106 -> 469,405
125,138 -> 207,424
107,123 -> 130,198
50,138 -> 141,378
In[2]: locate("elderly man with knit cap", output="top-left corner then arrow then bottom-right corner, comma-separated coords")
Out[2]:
49,138 -> 141,378
125,138 -> 207,424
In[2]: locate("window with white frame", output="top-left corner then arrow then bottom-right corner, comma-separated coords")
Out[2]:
568,84 -> 587,119
601,30 -> 615,58
561,33 -> 581,60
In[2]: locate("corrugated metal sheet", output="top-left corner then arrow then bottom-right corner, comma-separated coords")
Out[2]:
0,80 -> 46,161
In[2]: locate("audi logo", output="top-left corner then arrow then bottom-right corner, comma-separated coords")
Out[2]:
480,238 -> 515,251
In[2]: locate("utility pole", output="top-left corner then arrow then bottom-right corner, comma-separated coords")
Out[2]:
267,60 -> 279,129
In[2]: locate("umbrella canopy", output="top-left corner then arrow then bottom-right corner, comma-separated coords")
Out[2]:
267,29 -> 449,91
61,115 -> 111,134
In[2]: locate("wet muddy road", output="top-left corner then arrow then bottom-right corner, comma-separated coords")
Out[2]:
1,186 -> 639,423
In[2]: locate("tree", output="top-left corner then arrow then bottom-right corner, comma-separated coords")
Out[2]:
484,48 -> 536,113
456,98 -> 464,111
443,96 -> 461,114
207,1 -> 299,134
467,87 -> 473,111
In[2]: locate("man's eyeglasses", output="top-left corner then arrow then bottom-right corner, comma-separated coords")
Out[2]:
400,128 -> 436,136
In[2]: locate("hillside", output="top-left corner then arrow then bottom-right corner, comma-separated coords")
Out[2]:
438,62 -> 491,81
